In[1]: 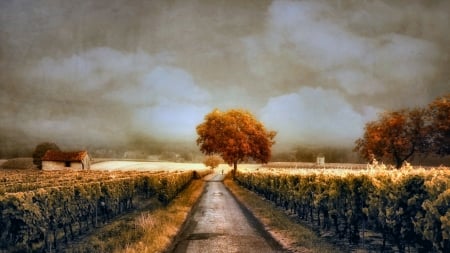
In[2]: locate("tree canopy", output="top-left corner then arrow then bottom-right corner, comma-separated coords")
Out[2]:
196,109 -> 276,175
426,94 -> 450,156
354,94 -> 449,168
354,109 -> 427,168
32,142 -> 61,169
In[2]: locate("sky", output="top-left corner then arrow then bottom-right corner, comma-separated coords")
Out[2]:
0,0 -> 449,154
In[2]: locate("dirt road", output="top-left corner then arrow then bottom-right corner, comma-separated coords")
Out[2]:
171,173 -> 287,253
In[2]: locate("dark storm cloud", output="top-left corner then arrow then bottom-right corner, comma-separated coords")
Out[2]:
0,0 -> 448,152
3,47 -> 211,147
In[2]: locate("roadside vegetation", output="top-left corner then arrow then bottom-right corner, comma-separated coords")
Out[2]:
232,165 -> 450,252
0,167 -> 210,252
68,178 -> 206,253
225,176 -> 341,253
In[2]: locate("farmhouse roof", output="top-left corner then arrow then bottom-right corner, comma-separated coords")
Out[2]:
42,150 -> 88,162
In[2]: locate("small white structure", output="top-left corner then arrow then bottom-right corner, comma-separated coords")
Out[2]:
316,154 -> 325,165
42,150 -> 90,170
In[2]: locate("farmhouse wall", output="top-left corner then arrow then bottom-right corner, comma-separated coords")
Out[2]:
42,150 -> 90,170
81,156 -> 90,169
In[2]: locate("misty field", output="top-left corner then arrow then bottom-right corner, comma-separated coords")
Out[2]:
91,161 -> 209,171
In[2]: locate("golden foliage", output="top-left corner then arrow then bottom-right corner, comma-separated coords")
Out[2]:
196,109 -> 276,168
203,155 -> 223,169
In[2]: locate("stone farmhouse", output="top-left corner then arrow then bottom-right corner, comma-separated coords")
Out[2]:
42,150 -> 90,170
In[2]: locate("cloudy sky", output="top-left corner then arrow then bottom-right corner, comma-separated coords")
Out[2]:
1,0 -> 449,153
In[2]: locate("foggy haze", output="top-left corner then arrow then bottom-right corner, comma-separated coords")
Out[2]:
1,0 -> 449,156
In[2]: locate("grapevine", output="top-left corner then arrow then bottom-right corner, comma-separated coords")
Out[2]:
0,168 -> 210,252
235,166 -> 450,252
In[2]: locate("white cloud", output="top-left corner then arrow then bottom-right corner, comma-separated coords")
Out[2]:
324,68 -> 385,96
135,102 -> 210,142
107,65 -> 210,106
260,87 -> 379,146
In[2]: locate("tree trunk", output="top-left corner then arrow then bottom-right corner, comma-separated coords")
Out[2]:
232,161 -> 237,179
394,145 -> 416,169
395,160 -> 403,169
394,152 -> 404,169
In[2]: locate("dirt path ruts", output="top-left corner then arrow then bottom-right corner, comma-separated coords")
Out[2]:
171,174 -> 287,253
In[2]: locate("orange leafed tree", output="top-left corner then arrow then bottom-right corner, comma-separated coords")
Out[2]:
354,109 -> 428,169
196,109 -> 276,177
426,94 -> 450,156
32,142 -> 61,169
203,155 -> 223,169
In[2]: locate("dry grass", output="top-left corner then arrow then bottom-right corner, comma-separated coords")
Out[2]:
64,179 -> 205,253
135,212 -> 155,233
120,179 -> 205,253
225,179 -> 342,253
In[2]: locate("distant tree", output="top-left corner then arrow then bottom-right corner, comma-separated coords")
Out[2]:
196,109 -> 276,177
354,109 -> 428,169
32,142 -> 61,169
203,155 -> 223,169
426,94 -> 450,156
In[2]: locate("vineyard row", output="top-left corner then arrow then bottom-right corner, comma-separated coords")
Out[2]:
0,169 -> 164,193
0,169 -> 210,252
234,168 -> 450,253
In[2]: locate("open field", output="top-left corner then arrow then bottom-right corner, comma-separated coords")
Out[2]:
91,161 -> 209,171
263,162 -> 368,170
